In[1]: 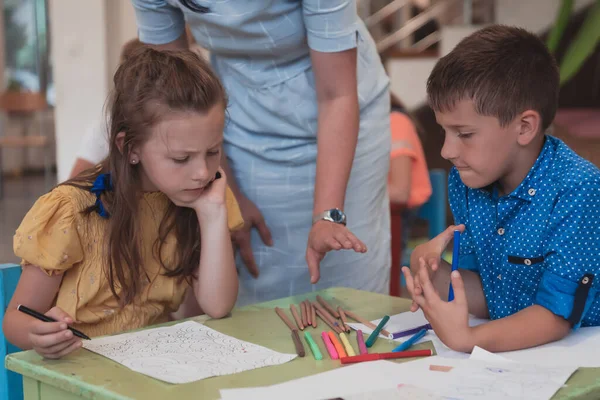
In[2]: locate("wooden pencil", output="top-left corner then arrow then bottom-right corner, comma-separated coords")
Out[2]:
300,302 -> 308,327
344,309 -> 391,337
317,295 -> 340,318
312,301 -> 340,329
304,300 -> 312,325
275,307 -> 297,332
311,303 -> 317,328
315,308 -> 343,334
338,307 -> 351,332
290,304 -> 304,330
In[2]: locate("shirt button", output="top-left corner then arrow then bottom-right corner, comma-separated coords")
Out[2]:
583,276 -> 590,284
524,258 -> 532,266
497,227 -> 505,235
528,188 -> 536,196
497,274 -> 502,280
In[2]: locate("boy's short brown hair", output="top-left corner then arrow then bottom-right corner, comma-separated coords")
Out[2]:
427,25 -> 559,132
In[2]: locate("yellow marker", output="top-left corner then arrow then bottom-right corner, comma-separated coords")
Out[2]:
339,332 -> 356,356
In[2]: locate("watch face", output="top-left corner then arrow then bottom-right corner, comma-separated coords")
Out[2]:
330,209 -> 343,222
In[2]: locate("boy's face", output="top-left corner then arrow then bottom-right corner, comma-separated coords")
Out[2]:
436,99 -> 521,190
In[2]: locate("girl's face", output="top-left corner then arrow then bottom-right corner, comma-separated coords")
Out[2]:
133,105 -> 225,204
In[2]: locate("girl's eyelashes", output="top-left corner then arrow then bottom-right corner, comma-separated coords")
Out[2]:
173,156 -> 189,164
207,149 -> 220,156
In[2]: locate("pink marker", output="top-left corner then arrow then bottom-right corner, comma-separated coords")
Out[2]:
357,330 -> 368,355
321,331 -> 339,360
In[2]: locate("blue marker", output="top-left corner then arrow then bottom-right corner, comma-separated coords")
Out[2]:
448,230 -> 460,301
392,328 -> 427,352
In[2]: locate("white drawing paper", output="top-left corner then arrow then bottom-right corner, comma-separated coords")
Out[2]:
497,326 -> 600,367
83,320 -> 296,384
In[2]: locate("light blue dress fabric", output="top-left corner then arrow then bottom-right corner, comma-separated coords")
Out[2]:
131,0 -> 391,305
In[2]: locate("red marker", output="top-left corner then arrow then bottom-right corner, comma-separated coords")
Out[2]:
340,349 -> 433,364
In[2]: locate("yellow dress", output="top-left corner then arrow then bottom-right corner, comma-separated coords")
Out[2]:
13,184 -> 243,338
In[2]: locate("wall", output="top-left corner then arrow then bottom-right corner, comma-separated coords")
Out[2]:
49,0 -> 137,182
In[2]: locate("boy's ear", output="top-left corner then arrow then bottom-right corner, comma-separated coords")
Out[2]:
517,110 -> 541,146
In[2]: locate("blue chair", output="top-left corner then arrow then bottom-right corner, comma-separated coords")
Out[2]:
0,263 -> 23,400
417,169 -> 447,239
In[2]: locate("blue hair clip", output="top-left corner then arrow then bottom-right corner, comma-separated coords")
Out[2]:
90,173 -> 113,219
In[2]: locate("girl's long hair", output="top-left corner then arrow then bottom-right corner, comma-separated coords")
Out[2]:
63,47 -> 227,306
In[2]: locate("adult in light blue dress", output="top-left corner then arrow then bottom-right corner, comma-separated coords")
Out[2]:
131,0 -> 391,305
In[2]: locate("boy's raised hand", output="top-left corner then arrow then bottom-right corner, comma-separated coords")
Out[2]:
28,306 -> 82,359
408,224 -> 465,311
402,263 -> 474,352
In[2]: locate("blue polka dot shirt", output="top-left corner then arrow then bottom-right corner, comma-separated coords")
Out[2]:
449,135 -> 600,328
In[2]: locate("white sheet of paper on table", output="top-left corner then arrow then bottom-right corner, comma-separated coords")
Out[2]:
496,326 -> 600,368
220,355 -> 576,400
219,360 -> 410,400
83,321 -> 297,384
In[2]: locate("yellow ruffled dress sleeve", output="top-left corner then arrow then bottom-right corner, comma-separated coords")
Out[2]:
226,186 -> 244,231
13,187 -> 84,275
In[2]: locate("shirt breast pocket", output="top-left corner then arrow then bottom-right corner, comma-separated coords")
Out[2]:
502,255 -> 545,301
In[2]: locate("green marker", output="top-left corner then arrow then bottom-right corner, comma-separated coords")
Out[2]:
365,315 -> 390,348
304,331 -> 323,360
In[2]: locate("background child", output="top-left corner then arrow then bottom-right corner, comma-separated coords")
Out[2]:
388,93 -> 431,261
403,25 -> 600,353
2,48 -> 243,359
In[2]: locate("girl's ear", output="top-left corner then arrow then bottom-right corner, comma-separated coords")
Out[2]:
115,131 -> 141,164
115,131 -> 126,154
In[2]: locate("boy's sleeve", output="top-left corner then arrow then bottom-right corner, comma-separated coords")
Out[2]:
536,179 -> 600,329
131,0 -> 186,45
448,168 -> 478,271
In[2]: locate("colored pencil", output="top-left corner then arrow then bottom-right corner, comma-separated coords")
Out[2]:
365,315 -> 390,348
344,310 -> 391,337
339,332 -> 356,356
291,330 -> 305,357
315,307 -> 342,333
304,331 -> 322,360
275,307 -> 296,332
328,331 -> 347,358
340,349 -> 433,364
311,303 -> 317,328
391,323 -> 432,339
321,331 -> 338,359
300,301 -> 308,326
317,295 -> 340,318
392,328 -> 427,353
356,330 -> 368,355
338,307 -> 351,332
313,302 -> 343,333
290,304 -> 304,330
448,230 -> 460,301
304,300 -> 312,325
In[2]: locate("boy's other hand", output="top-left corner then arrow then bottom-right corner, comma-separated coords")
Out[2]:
409,224 -> 465,311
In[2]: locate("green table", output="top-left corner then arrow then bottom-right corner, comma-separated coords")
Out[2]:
6,288 -> 600,399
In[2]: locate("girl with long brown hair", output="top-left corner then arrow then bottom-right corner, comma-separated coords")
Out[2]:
3,47 -> 243,359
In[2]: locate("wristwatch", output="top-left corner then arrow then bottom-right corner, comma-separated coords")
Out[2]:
312,208 -> 347,226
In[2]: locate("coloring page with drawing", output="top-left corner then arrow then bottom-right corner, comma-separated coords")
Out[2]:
83,320 -> 297,384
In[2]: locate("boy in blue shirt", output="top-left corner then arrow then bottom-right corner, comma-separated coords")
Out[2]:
403,25 -> 600,353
